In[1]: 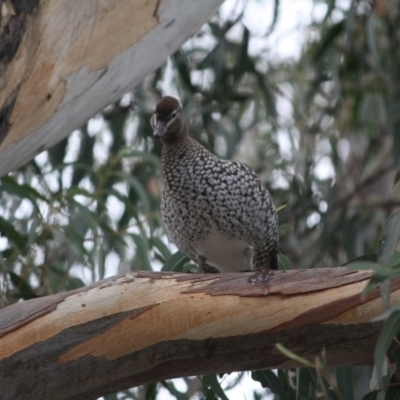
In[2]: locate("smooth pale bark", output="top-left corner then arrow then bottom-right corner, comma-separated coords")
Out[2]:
0,0 -> 222,177
0,268 -> 397,399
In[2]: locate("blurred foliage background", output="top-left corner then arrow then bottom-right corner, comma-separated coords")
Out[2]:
1,0 -> 400,398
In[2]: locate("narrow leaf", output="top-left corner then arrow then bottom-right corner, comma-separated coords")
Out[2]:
378,208 -> 400,266
278,254 -> 292,270
117,171 -> 151,214
131,233 -> 152,271
276,204 -> 287,212
160,381 -> 188,400
8,272 -> 37,299
279,223 -> 293,236
361,391 -> 379,400
162,250 -> 189,272
151,237 -> 172,262
63,225 -> 86,258
202,375 -> 229,400
253,369 -> 295,400
393,166 -> 400,189
276,343 -> 316,369
0,217 -> 27,252
66,277 -> 86,291
336,366 -> 354,400
345,261 -> 378,271
384,374 -> 400,399
342,253 -> 377,266
375,310 -> 400,387
145,382 -> 157,400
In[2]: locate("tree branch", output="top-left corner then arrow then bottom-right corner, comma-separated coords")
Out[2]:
0,268 -> 397,399
0,0 -> 223,177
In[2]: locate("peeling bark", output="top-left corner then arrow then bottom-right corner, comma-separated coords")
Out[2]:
0,268 -> 397,399
0,0 -> 223,176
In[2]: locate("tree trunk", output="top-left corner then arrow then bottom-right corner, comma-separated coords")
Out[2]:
0,268 -> 397,399
0,0 -> 223,177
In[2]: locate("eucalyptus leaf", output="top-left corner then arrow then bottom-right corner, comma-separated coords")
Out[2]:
0,216 -> 27,252
8,272 -> 37,299
276,343 -> 316,369
336,367 -> 354,400
63,225 -> 86,258
378,209 -> 400,266
374,310 -> 400,387
343,253 -> 378,266
361,391 -> 379,400
279,223 -> 293,236
131,233 -> 152,271
162,250 -> 190,272
278,254 -> 292,270
160,381 -> 188,400
202,375 -> 229,400
145,382 -> 157,400
252,370 -> 295,400
151,237 -> 172,262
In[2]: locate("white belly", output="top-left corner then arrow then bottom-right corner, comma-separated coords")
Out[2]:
194,228 -> 252,273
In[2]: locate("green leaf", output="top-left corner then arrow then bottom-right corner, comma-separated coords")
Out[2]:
264,0 -> 280,36
65,277 -> 86,290
8,272 -> 37,299
117,148 -> 161,168
0,176 -> 49,203
375,310 -> 400,387
378,209 -> 400,266
312,20 -> 345,64
372,302 -> 400,322
278,254 -> 292,270
66,186 -> 98,200
253,369 -> 297,400
48,136 -> 68,167
151,237 -> 171,262
71,201 -> 101,234
0,216 -> 27,252
276,204 -> 287,212
97,219 -> 126,247
97,244 -> 106,280
63,225 -> 86,258
131,233 -> 152,271
50,265 -> 68,277
202,375 -> 229,400
71,127 -> 95,187
103,393 -> 119,400
145,382 -> 157,400
336,366 -> 354,400
116,171 -> 151,214
103,188 -> 136,216
393,166 -> 400,189
384,373 -> 400,399
343,253 -> 378,266
298,368 -> 319,399
345,261 -> 377,271
386,252 -> 400,269
205,390 -> 217,400
279,223 -> 293,236
276,343 -> 316,369
160,381 -> 188,400
362,391 -> 379,400
381,279 -> 391,311
162,250 -> 190,272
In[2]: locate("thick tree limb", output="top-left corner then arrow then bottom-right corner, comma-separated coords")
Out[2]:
0,0 -> 223,177
0,268 -> 398,399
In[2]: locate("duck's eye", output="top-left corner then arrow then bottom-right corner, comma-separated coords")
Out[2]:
171,111 -> 177,119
